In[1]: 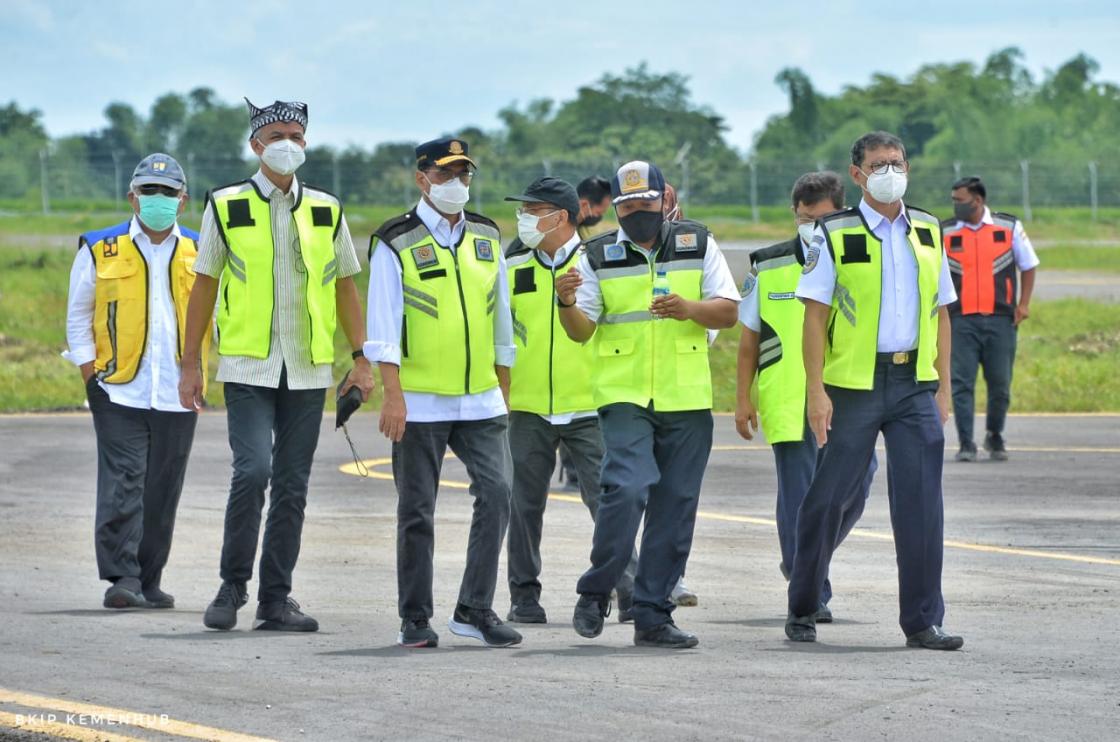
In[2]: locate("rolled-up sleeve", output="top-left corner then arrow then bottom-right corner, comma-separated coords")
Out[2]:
795,228 -> 836,305
64,247 -> 97,366
363,239 -> 404,365
701,236 -> 740,302
192,203 -> 228,278
493,250 -> 516,368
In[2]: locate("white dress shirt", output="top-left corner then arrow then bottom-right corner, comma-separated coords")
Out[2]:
948,206 -> 1040,271
65,217 -> 191,412
796,199 -> 957,353
365,198 -> 515,423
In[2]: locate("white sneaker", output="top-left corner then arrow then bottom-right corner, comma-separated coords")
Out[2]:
671,577 -> 697,607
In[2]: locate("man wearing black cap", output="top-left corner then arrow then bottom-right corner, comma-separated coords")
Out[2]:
501,176 -> 638,625
65,153 -> 206,609
365,136 -> 521,648
179,99 -> 373,632
556,161 -> 739,648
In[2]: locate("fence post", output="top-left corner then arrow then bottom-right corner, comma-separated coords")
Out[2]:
953,161 -> 961,180
111,151 -> 122,203
186,153 -> 196,216
749,160 -> 759,224
1019,159 -> 1032,222
39,149 -> 50,215
1088,161 -> 1099,222
332,153 -> 342,196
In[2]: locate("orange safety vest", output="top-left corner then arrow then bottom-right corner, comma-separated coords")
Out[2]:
943,213 -> 1018,316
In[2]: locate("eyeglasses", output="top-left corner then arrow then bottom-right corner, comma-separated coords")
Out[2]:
516,208 -> 559,219
426,167 -> 475,185
864,160 -> 908,175
135,184 -> 182,197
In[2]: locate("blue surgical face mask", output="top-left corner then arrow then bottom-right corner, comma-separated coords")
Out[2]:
137,194 -> 180,231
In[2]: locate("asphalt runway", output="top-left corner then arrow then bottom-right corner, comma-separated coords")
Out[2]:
0,411 -> 1117,741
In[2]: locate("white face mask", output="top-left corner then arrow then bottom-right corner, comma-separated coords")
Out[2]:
258,138 -> 306,176
864,169 -> 907,204
797,222 -> 816,246
517,210 -> 560,249
425,175 -> 470,215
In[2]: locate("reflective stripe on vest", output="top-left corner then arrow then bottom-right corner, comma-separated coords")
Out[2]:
210,181 -> 340,364
384,219 -> 500,396
820,208 -> 942,390
585,221 -> 713,412
84,221 -> 211,388
943,216 -> 1017,316
755,250 -> 806,443
507,244 -> 595,415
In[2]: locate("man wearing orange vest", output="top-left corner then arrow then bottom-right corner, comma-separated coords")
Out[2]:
944,176 -> 1039,462
65,153 -> 207,610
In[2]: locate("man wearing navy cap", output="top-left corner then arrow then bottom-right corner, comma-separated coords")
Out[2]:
556,161 -> 739,648
366,136 -> 522,648
65,153 -> 206,609
501,176 -> 638,625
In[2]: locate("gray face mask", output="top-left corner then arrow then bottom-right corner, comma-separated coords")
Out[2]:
953,200 -> 978,222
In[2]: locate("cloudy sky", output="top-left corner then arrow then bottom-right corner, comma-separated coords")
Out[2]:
3,0 -> 1117,153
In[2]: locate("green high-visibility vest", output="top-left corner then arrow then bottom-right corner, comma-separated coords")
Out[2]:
750,238 -> 806,444
210,180 -> 341,364
506,238 -> 595,415
371,210 -> 501,396
584,220 -> 712,412
817,206 -> 943,390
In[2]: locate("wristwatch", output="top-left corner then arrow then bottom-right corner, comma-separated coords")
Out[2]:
351,349 -> 365,360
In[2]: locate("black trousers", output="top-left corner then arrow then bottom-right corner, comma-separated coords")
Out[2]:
88,378 -> 197,593
951,313 -> 1018,444
219,372 -> 326,604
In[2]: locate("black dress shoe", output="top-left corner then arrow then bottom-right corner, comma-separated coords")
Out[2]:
906,625 -> 964,650
507,600 -> 547,624
398,618 -> 439,648
984,432 -> 1008,461
634,621 -> 698,649
814,603 -> 833,623
103,584 -> 149,609
254,597 -> 319,632
203,581 -> 248,630
616,590 -> 634,624
572,594 -> 610,638
142,587 -> 175,609
785,612 -> 816,642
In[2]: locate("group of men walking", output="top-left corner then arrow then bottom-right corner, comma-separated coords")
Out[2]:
66,99 -> 1038,651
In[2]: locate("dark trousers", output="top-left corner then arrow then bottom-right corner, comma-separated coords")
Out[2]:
951,313 -> 1017,444
88,378 -> 196,593
220,372 -> 325,604
788,363 -> 946,636
393,415 -> 512,620
577,403 -> 713,630
773,426 -> 876,605
558,443 -> 579,484
507,412 -> 637,605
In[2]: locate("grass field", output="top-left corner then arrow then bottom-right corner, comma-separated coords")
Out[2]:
2,246 -> 1117,413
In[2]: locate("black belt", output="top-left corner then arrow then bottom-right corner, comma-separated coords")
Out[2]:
876,350 -> 917,365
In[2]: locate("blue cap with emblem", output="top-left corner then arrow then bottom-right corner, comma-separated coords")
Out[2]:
415,137 -> 477,170
130,153 -> 186,190
610,160 -> 665,204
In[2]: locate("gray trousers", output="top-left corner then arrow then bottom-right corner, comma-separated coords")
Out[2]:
393,415 -> 512,620
87,378 -> 197,593
577,403 -> 713,630
219,372 -> 326,604
507,412 -> 637,605
951,313 -> 1018,444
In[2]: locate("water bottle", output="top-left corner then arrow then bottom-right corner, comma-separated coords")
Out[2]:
652,269 -> 670,319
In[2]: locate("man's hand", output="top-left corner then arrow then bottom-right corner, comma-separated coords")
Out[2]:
935,384 -> 951,426
1014,303 -> 1030,326
735,398 -> 759,441
650,293 -> 693,321
555,267 -> 582,306
807,384 -> 833,446
379,389 -> 407,443
341,357 -> 376,402
79,362 -> 95,385
178,361 -> 204,411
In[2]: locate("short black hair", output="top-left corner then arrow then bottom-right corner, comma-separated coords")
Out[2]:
952,176 -> 987,200
577,176 -> 612,203
851,131 -> 906,167
791,171 -> 845,210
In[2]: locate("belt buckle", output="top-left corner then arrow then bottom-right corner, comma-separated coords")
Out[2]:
891,352 -> 910,365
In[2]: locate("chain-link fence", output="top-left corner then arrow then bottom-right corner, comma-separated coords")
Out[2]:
13,150 -> 1120,220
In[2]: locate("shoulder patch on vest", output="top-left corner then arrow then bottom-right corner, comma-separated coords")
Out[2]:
474,238 -> 494,262
604,243 -> 626,262
411,244 -> 439,270
310,206 -> 334,228
840,233 -> 871,264
741,272 -> 757,298
915,227 -> 936,248
674,232 -> 699,251
803,239 -> 822,274
225,198 -> 256,229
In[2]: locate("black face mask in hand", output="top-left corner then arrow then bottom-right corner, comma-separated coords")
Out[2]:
618,209 -> 663,244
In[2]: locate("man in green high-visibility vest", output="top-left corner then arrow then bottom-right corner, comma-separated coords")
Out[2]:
735,171 -> 876,622
556,160 -> 739,649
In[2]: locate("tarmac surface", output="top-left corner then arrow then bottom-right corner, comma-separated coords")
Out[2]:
1,411 -> 1118,741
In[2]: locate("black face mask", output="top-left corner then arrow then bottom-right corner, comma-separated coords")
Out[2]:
619,209 -> 664,244
580,213 -> 603,228
953,201 -> 978,223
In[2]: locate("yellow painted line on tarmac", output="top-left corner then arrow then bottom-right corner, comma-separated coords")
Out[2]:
711,443 -> 1120,454
340,454 -> 1120,567
0,688 -> 278,742
0,710 -> 142,742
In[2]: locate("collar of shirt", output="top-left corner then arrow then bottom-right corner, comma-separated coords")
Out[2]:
416,197 -> 466,248
536,233 -> 581,267
615,225 -> 656,257
252,169 -> 300,202
127,215 -> 182,248
858,197 -> 910,239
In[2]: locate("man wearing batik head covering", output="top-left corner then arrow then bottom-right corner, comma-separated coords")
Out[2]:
180,99 -> 374,632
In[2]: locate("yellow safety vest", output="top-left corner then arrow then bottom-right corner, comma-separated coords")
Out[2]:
82,221 -> 211,388
506,238 -> 596,415
209,180 -> 342,364
371,210 -> 501,396
750,239 -> 806,444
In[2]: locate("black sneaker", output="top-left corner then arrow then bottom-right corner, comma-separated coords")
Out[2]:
984,432 -> 1008,461
398,618 -> 439,648
142,586 -> 175,609
254,597 -> 319,632
203,581 -> 248,630
448,604 -> 522,647
634,621 -> 699,649
616,590 -> 634,624
955,441 -> 978,462
103,584 -> 149,609
573,594 -> 610,638
814,603 -> 833,623
507,600 -> 547,624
